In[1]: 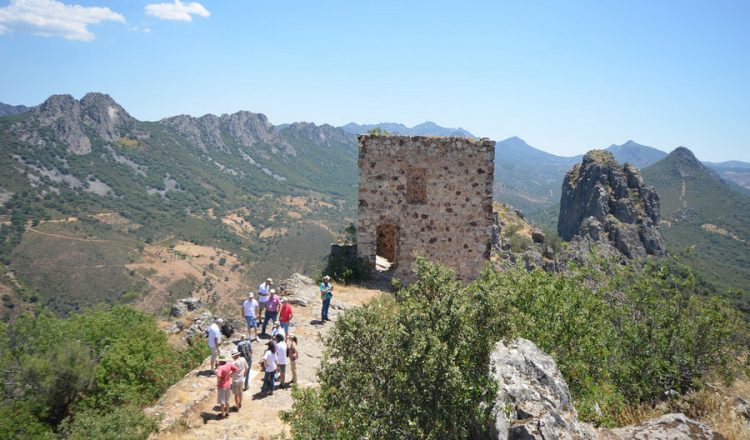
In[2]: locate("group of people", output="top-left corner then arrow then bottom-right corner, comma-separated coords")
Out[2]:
209,275 -> 336,418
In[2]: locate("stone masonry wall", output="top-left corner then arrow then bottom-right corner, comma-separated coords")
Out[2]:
357,135 -> 495,281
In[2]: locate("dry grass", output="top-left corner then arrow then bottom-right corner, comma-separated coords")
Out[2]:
608,378 -> 750,439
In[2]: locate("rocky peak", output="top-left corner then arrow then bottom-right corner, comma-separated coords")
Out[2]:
79,92 -> 135,142
665,147 -> 709,176
32,94 -> 91,154
558,150 -> 665,260
284,121 -> 354,147
161,110 -> 281,153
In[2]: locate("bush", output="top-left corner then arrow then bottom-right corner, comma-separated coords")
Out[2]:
283,258 -> 497,439
61,406 -> 158,440
0,305 -> 201,438
474,257 -> 747,426
286,255 -> 747,435
322,248 -> 371,284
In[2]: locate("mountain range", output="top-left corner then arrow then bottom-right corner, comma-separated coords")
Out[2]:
1,94 -> 748,316
0,93 -> 359,315
340,121 -> 474,137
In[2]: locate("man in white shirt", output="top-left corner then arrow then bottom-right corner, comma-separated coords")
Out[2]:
207,318 -> 223,370
274,334 -> 288,388
241,293 -> 259,341
257,278 -> 273,316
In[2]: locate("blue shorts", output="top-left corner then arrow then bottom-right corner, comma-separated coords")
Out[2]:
245,316 -> 258,328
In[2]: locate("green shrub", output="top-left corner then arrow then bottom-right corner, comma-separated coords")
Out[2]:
322,248 -> 371,284
283,258 -> 497,439
0,305 -> 201,438
61,406 -> 158,440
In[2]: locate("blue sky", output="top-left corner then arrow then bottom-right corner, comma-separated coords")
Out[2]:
1,0 -> 749,162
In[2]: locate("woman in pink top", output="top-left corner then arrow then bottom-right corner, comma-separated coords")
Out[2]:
215,355 -> 238,418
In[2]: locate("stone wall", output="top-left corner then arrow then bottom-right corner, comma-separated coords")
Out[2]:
357,135 -> 495,281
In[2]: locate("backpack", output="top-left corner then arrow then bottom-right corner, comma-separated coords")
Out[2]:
237,340 -> 252,359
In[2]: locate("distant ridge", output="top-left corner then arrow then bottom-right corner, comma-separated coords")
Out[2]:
0,101 -> 31,116
642,147 -> 750,308
341,121 -> 474,137
606,140 -> 667,169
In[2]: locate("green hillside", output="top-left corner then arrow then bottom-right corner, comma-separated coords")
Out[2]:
642,147 -> 750,312
0,93 -> 358,315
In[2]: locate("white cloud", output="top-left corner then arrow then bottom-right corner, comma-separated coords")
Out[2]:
145,0 -> 209,22
0,0 -> 125,41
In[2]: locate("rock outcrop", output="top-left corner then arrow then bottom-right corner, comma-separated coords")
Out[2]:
14,93 -> 137,155
491,203 -> 557,273
558,150 -> 665,261
490,338 -> 597,439
490,338 -> 727,440
161,111 -> 291,154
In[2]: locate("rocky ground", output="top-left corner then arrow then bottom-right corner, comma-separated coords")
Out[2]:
147,277 -> 383,440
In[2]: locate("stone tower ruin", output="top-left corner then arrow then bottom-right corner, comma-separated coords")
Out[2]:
356,135 -> 496,281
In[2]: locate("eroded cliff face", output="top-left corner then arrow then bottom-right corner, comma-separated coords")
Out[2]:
558,150 -> 665,260
12,93 -> 138,155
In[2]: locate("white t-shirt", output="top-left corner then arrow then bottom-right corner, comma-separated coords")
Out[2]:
258,282 -> 271,303
242,298 -> 258,317
263,350 -> 277,372
276,341 -> 287,365
272,326 -> 286,340
231,357 -> 248,384
207,323 -> 221,348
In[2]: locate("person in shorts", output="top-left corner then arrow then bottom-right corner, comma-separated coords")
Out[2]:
230,351 -> 248,409
257,278 -> 273,316
241,292 -> 259,341
215,355 -> 238,418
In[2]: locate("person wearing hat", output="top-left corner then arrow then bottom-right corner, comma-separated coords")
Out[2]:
257,277 -> 273,316
208,318 -> 224,370
230,351 -> 248,409
241,292 -> 259,341
320,275 -> 334,322
278,297 -> 293,336
271,321 -> 286,340
215,354 -> 238,418
262,288 -> 281,335
260,341 -> 277,396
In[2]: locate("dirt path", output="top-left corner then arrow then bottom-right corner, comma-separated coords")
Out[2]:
149,284 -> 383,440
26,227 -> 110,243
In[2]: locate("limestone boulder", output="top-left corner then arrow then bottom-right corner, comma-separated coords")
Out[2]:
604,413 -> 726,440
280,273 -> 319,307
490,338 -> 597,440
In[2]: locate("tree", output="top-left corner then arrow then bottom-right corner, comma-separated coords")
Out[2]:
283,258 -> 497,439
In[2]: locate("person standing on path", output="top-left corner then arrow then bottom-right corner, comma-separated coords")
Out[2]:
236,337 -> 253,391
274,334 -> 288,388
320,275 -> 333,322
207,318 -> 223,370
215,355 -> 238,419
261,341 -> 277,396
279,298 -> 293,335
241,292 -> 259,341
262,289 -> 280,335
257,278 -> 273,316
230,351 -> 248,410
288,335 -> 299,385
